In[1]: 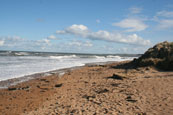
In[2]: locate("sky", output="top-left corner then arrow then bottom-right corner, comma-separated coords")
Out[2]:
0,0 -> 173,54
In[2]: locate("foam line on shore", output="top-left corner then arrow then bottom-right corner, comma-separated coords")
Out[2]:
0,61 -> 117,89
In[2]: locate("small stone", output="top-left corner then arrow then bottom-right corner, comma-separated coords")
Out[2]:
8,87 -> 17,91
55,84 -> 63,88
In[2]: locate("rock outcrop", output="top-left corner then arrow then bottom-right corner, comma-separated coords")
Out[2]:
133,41 -> 173,70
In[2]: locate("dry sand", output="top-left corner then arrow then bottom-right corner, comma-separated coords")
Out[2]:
0,61 -> 173,115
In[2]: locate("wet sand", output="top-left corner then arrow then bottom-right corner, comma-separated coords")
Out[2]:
0,61 -> 173,115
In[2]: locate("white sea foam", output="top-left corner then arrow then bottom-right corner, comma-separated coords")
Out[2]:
93,56 -> 105,59
0,53 -> 137,81
106,55 -> 121,59
14,52 -> 29,56
49,55 -> 77,59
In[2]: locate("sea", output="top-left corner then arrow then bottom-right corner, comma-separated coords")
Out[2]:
0,50 -> 140,82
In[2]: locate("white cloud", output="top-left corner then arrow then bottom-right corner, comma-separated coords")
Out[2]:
56,30 -> 66,34
120,47 -> 128,53
156,10 -> 173,18
4,36 -> 24,41
0,36 -> 53,51
129,7 -> 142,14
43,39 -> 50,44
96,19 -> 100,23
157,19 -> 173,29
0,40 -> 4,46
113,18 -> 148,32
56,24 -> 151,46
68,40 -> 93,47
68,41 -> 82,46
84,41 -> 93,47
66,24 -> 89,36
0,36 -> 25,47
47,35 -> 57,40
56,24 -> 89,37
153,10 -> 173,29
36,39 -> 51,46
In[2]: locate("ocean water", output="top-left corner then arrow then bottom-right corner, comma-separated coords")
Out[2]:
0,51 -> 140,81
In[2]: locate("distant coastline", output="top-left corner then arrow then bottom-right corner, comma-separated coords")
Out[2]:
0,50 -> 142,57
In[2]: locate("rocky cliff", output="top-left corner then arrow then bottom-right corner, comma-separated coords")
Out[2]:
133,41 -> 173,70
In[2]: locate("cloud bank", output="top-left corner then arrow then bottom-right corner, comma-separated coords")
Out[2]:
156,10 -> 173,18
0,36 -> 51,51
68,40 -> 93,47
113,18 -> 148,32
47,35 -> 57,39
0,40 -> 4,46
129,7 -> 142,14
157,19 -> 173,29
56,24 -> 150,46
153,10 -> 173,29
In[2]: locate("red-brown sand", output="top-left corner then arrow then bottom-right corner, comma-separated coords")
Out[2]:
0,61 -> 173,115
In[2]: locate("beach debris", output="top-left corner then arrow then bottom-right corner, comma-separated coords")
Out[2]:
137,112 -> 147,115
70,109 -> 77,114
20,86 -> 30,90
55,83 -> 63,88
90,100 -> 102,105
95,88 -> 109,94
107,74 -> 123,80
8,86 -> 30,91
36,85 -> 40,88
8,87 -> 17,91
40,88 -> 49,90
103,108 -> 108,114
36,85 -> 49,92
39,78 -> 49,83
126,96 -> 137,103
82,95 -> 96,100
111,83 -> 120,87
144,76 -> 151,78
84,81 -> 88,84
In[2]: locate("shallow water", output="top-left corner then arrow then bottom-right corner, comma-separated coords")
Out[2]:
0,51 -> 139,81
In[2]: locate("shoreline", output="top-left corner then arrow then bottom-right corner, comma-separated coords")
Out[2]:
0,61 -> 118,89
0,61 -> 172,114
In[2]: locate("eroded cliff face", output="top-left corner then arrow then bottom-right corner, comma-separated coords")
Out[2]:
133,41 -> 173,70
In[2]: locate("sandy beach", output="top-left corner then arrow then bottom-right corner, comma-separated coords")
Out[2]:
0,61 -> 172,115
1,0 -> 173,114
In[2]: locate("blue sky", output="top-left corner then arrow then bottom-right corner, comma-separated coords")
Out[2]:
0,0 -> 173,54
